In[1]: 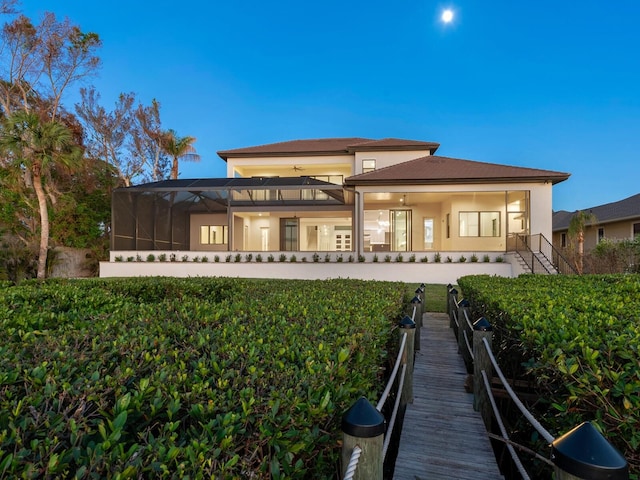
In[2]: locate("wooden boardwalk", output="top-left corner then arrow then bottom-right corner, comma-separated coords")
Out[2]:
393,312 -> 503,479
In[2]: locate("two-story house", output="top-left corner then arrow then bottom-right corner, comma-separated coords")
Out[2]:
103,137 -> 570,282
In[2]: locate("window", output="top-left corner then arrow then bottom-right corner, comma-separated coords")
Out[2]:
200,225 -> 228,245
362,159 -> 376,173
459,212 -> 500,237
423,218 -> 434,249
561,233 -> 567,248
446,213 -> 450,239
598,227 -> 605,243
633,222 -> 640,238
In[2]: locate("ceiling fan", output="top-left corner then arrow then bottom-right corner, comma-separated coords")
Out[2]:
292,165 -> 304,172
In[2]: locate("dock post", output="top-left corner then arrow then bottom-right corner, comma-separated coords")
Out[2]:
457,299 -> 470,358
341,397 -> 386,480
411,292 -> 422,351
472,316 -> 493,430
399,315 -> 416,405
447,286 -> 458,329
551,422 -> 628,480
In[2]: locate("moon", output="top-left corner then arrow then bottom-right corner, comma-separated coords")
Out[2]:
441,9 -> 454,23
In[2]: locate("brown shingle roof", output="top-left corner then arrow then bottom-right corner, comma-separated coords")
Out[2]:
345,155 -> 570,185
217,138 -> 372,160
553,193 -> 640,230
347,138 -> 440,152
217,137 -> 440,160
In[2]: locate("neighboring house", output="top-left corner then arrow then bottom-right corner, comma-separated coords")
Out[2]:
552,193 -> 640,252
103,137 -> 570,282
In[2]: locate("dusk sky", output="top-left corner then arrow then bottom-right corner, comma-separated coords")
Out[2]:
18,0 -> 640,212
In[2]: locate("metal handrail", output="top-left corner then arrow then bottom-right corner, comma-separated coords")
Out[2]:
515,233 -> 577,275
515,234 -> 552,274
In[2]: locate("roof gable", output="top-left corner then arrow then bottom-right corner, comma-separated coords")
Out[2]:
553,193 -> 640,230
345,155 -> 570,185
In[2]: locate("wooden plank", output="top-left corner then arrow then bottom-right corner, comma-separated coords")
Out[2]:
393,312 -> 503,479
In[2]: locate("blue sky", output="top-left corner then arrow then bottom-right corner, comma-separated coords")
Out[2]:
17,0 -> 640,212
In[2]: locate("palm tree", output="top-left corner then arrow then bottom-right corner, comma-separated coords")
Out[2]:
0,111 -> 81,279
162,130 -> 200,180
568,210 -> 598,274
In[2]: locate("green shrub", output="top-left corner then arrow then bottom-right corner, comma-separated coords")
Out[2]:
146,253 -> 156,262
0,277 -> 406,478
457,274 -> 640,474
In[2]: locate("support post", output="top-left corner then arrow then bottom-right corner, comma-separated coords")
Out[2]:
456,299 -> 470,357
341,397 -> 386,480
448,286 -> 458,329
472,316 -> 493,430
551,422 -> 628,480
399,315 -> 416,405
411,293 -> 422,351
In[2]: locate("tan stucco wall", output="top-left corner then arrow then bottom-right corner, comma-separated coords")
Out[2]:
353,150 -> 432,174
190,213 -> 228,251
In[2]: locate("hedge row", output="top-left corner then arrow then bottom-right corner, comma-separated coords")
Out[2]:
457,274 -> 640,473
0,277 -> 407,479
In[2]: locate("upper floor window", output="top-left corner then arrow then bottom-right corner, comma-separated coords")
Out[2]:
200,225 -> 228,245
598,227 -> 605,243
561,233 -> 567,248
459,211 -> 500,237
362,159 -> 376,173
312,175 -> 343,184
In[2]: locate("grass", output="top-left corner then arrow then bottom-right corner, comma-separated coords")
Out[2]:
406,283 -> 449,313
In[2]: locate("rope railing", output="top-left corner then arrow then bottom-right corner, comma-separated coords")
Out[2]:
481,336 -> 555,444
382,363 -> 407,459
340,285 -> 421,480
376,332 -> 407,412
342,445 -> 362,480
481,370 -> 532,480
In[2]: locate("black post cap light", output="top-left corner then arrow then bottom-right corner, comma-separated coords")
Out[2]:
551,422 -> 628,480
341,396 -> 386,438
473,316 -> 493,331
399,315 -> 416,329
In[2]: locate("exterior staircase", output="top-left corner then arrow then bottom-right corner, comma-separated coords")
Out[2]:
511,233 -> 577,275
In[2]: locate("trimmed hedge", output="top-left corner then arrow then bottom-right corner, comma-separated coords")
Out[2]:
0,277 -> 407,478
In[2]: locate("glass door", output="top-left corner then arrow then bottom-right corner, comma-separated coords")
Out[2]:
391,210 -> 411,251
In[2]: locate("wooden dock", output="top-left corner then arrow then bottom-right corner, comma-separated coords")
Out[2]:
393,312 -> 503,479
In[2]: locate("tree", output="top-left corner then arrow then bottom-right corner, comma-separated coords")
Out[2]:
0,111 -> 81,278
0,12 -> 100,120
162,129 -> 200,179
75,87 -> 144,186
132,99 -> 167,182
567,210 -> 598,274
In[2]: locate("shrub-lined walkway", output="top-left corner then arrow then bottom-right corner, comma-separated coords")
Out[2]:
393,312 -> 502,479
